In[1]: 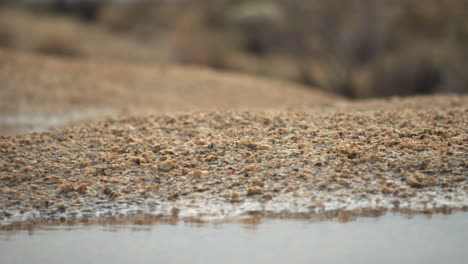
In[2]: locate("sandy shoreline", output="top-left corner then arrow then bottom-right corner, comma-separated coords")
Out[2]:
1,96 -> 467,226
1,49 -> 467,226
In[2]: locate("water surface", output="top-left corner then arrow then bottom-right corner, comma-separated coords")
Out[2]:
1,212 -> 467,264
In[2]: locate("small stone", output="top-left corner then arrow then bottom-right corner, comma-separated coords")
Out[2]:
262,193 -> 273,200
188,170 -> 203,178
244,164 -> 257,172
312,199 -> 325,208
77,184 -> 87,194
452,176 -> 464,182
247,187 -> 263,196
142,151 -> 156,160
251,178 -> 264,187
159,160 -> 177,171
381,187 -> 394,194
3,211 -> 12,217
60,184 -> 75,193
204,155 -> 218,162
171,207 -> 180,216
57,204 -> 67,212
169,190 -> 179,199
195,140 -> 206,145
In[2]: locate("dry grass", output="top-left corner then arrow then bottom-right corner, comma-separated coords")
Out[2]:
0,8 -> 170,63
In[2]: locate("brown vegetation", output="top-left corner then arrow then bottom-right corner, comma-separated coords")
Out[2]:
2,1 -> 468,98
95,0 -> 468,98
0,8 -> 170,63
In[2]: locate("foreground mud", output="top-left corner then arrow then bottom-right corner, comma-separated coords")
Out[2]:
1,95 -> 466,225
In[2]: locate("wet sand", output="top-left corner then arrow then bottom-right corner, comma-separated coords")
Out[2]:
0,50 -> 467,226
1,96 -> 466,225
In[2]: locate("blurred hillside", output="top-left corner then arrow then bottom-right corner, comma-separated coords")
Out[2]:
1,0 -> 467,98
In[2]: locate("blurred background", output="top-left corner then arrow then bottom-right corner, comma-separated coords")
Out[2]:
1,0 -> 467,98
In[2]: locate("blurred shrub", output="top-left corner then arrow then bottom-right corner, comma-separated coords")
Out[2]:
7,0 -> 468,98
34,34 -> 81,58
0,24 -> 13,48
51,0 -> 101,22
369,54 -> 442,97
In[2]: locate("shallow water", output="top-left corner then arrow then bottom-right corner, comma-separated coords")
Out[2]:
0,110 -> 120,136
1,212 -> 467,264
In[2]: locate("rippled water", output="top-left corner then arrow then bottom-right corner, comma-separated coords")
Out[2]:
1,212 -> 467,264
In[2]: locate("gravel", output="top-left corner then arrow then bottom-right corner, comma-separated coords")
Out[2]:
1,95 -> 466,226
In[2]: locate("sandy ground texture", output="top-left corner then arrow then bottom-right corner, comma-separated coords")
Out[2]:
0,49 -> 340,135
0,94 -> 467,225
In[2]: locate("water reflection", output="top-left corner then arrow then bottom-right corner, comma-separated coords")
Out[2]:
1,210 -> 467,264
1,207 -> 465,234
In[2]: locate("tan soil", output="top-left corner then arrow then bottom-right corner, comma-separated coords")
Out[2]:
0,49 -> 340,135
0,95 -> 466,224
0,49 -> 339,114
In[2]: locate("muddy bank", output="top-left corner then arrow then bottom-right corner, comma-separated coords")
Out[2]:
1,95 -> 467,226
